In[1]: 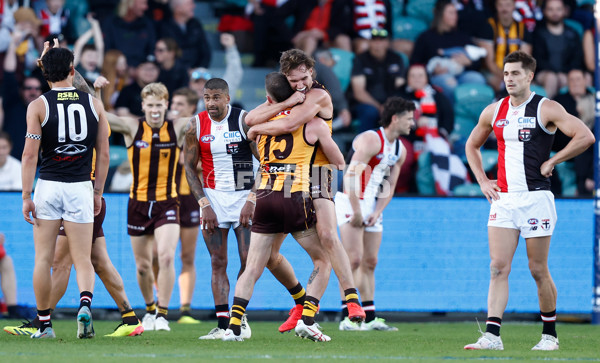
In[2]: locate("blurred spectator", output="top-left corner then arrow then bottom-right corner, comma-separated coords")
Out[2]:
155,37 -> 189,98
100,49 -> 130,111
88,0 -> 120,24
114,55 -> 160,118
453,0 -> 493,40
159,0 -> 211,70
109,160 -> 132,192
314,48 -> 352,130
411,0 -> 486,98
247,0 -> 313,67
102,0 -> 156,68
5,7 -> 42,72
292,0 -> 333,56
350,28 -> 406,132
532,0 -> 583,98
188,33 -> 243,113
513,0 -> 542,32
0,0 -> 21,32
483,0 -> 532,91
552,69 -> 594,196
147,0 -> 171,23
328,0 -> 392,54
38,0 -> 72,41
582,27 -> 595,80
2,28 -> 43,160
0,132 -> 21,190
167,87 -> 199,120
73,14 -> 104,86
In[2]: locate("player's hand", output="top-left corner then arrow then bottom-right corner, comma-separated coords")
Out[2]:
285,91 -> 306,108
239,201 -> 255,228
93,194 -> 102,216
201,206 -> 218,234
479,179 -> 501,204
22,199 -> 36,225
364,212 -> 380,227
349,212 -> 364,228
93,76 -> 109,90
247,127 -> 258,141
540,160 -> 555,178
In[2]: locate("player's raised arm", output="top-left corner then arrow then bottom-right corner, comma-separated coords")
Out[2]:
540,100 -> 595,176
465,103 -> 499,203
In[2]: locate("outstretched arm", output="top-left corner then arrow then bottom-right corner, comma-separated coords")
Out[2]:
182,118 -> 218,233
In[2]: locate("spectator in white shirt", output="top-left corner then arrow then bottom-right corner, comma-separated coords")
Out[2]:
0,132 -> 22,191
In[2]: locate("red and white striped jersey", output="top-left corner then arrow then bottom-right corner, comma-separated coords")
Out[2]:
492,92 -> 554,193
350,127 -> 403,200
354,0 -> 387,38
194,105 -> 257,191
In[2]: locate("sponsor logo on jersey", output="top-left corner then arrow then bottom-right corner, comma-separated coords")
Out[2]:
135,140 -> 149,148
262,162 -> 296,173
127,224 -> 145,231
530,226 -> 538,231
54,144 -> 87,155
528,218 -> 538,225
166,210 -> 176,216
489,213 -> 496,221
201,134 -> 215,143
223,131 -> 242,143
387,154 -> 399,163
495,119 -> 509,128
541,219 -> 551,230
376,153 -> 384,160
518,129 -> 531,142
517,117 -> 536,128
56,91 -> 79,101
276,109 -> 291,117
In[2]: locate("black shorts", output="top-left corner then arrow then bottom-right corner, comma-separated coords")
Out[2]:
179,193 -> 200,228
127,198 -> 180,236
310,166 -> 333,201
58,197 -> 106,241
252,189 -> 316,234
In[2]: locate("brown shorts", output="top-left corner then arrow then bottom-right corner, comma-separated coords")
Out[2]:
310,166 -> 334,201
179,193 -> 200,228
252,189 -> 316,234
58,197 -> 106,241
127,198 -> 180,236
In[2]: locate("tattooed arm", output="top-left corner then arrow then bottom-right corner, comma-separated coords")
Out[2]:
183,117 -> 218,233
73,70 -> 96,97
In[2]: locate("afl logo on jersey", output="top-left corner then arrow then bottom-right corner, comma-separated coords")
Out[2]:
495,119 -> 509,128
201,134 -> 215,143
135,140 -> 149,149
528,218 -> 538,225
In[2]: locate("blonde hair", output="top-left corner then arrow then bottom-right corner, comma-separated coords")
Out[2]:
118,0 -> 135,18
141,82 -> 169,101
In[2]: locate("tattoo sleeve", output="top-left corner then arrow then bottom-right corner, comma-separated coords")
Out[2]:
183,117 -> 205,201
73,70 -> 95,96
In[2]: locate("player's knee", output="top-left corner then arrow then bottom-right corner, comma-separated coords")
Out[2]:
316,228 -> 337,249
158,253 -> 174,269
266,253 -> 283,271
489,263 -> 509,279
180,253 -> 195,267
136,261 -> 152,276
210,254 -> 228,272
528,261 -> 549,281
363,255 -> 378,271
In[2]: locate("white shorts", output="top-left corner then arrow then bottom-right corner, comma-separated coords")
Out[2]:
202,188 -> 251,229
33,179 -> 94,223
488,191 -> 557,238
334,192 -> 383,233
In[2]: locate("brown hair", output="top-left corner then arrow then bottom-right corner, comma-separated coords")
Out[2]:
265,72 -> 294,103
380,97 -> 416,127
101,50 -> 128,110
504,50 -> 537,73
279,49 -> 315,76
172,87 -> 199,107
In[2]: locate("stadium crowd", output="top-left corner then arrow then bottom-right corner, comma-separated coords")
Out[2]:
0,0 -> 596,198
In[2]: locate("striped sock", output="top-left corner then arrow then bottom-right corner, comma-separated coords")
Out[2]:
38,309 -> 52,329
215,304 -> 230,330
362,301 -> 375,323
541,310 -> 557,338
486,316 -> 502,336
157,306 -> 168,319
341,300 -> 348,318
301,296 -> 319,326
146,302 -> 157,315
79,291 -> 93,309
344,288 -> 359,305
288,283 -> 306,306
121,309 -> 138,325
228,297 -> 248,336
180,304 -> 191,317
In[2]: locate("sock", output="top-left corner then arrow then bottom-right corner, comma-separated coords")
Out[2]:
541,310 -> 557,338
79,291 -> 93,309
362,300 -> 375,323
157,305 -> 168,319
344,288 -> 360,305
288,283 -> 305,306
301,296 -> 319,326
180,304 -> 191,317
228,297 -> 249,336
146,302 -> 157,315
121,309 -> 138,325
32,315 -> 41,329
486,316 -> 502,336
215,304 -> 230,330
341,300 -> 348,318
37,309 -> 52,330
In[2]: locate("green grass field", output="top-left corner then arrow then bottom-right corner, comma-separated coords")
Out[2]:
1,319 -> 599,362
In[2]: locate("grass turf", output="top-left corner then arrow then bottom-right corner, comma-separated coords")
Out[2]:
0,319 -> 599,362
